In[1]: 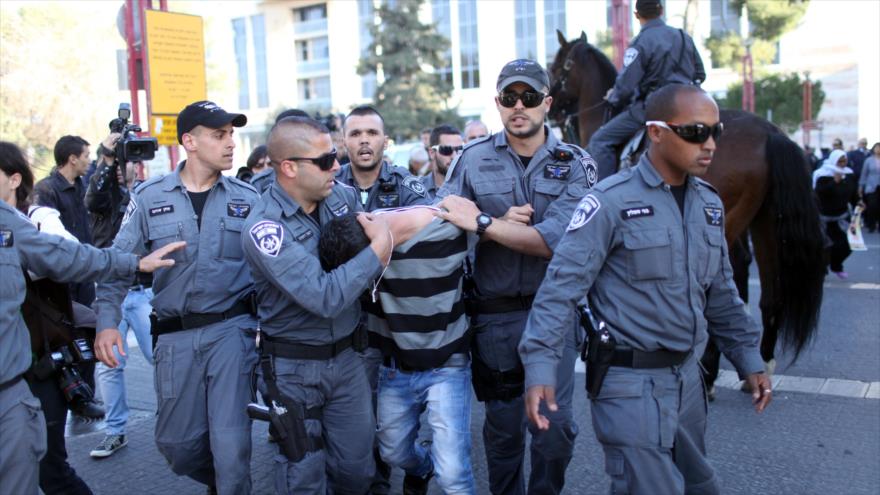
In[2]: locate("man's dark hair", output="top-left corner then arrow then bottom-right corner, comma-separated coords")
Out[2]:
430,125 -> 462,147
0,141 -> 35,212
275,108 -> 310,124
318,213 -> 370,271
247,144 -> 268,169
345,105 -> 385,131
53,135 -> 89,167
267,116 -> 331,166
645,84 -> 706,122
635,0 -> 663,19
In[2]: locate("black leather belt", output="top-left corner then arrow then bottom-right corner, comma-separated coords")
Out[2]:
383,353 -> 469,372
470,295 -> 535,315
611,347 -> 691,369
261,334 -> 354,361
153,299 -> 252,335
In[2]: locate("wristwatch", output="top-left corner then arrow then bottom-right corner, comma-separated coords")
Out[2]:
476,212 -> 493,236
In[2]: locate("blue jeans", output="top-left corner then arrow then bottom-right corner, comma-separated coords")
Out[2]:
95,287 -> 154,435
377,363 -> 475,494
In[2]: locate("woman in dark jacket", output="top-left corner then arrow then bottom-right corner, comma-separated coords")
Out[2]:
813,149 -> 862,278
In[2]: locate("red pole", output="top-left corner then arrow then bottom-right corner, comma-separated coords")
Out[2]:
124,0 -> 139,126
802,72 -> 813,147
611,0 -> 631,70
741,44 -> 754,113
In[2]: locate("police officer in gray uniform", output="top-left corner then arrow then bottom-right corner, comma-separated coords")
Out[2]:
94,101 -> 260,494
0,140 -> 181,494
436,59 -> 597,495
521,85 -> 772,494
241,117 -> 392,494
419,124 -> 464,200
588,0 -> 705,180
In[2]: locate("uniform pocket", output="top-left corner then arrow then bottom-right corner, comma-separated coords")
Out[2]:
153,343 -> 177,400
21,396 -> 48,462
218,218 -> 245,260
148,222 -> 187,263
590,374 -> 646,446
473,178 -> 515,219
701,230 -> 724,284
623,228 -> 672,281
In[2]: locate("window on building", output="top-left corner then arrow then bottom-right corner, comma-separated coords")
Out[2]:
514,0 -> 537,60
251,15 -> 269,108
298,76 -> 331,102
232,18 -> 249,110
710,0 -> 741,35
431,0 -> 454,87
359,0 -> 377,99
293,4 -> 328,34
544,0 -> 566,65
458,0 -> 479,89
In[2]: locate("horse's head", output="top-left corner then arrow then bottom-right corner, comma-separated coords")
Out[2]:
547,30 -> 588,126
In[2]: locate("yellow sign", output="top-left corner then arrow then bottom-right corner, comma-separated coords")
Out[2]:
144,10 -> 206,115
151,114 -> 178,146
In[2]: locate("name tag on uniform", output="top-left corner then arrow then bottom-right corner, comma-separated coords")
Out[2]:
227,202 -> 251,218
149,205 -> 174,217
621,206 -> 654,220
0,229 -> 13,247
544,164 -> 571,180
332,204 -> 349,217
704,207 -> 723,226
295,230 -> 314,242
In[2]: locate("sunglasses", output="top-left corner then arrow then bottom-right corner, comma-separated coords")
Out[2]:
498,91 -> 547,108
284,148 -> 338,171
646,121 -> 723,144
431,144 -> 464,156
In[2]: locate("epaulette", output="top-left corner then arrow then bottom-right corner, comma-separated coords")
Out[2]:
225,175 -> 258,194
694,177 -> 719,195
594,168 -> 634,192
462,134 -> 492,151
445,134 -> 493,179
333,179 -> 356,190
133,174 -> 165,194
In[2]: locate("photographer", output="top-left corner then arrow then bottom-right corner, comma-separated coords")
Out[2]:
85,130 -> 155,458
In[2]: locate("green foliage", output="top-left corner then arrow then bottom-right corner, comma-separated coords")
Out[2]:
717,73 -> 825,133
734,0 -> 810,41
593,29 -> 616,62
358,0 -> 461,141
704,32 -> 777,71
705,0 -> 809,71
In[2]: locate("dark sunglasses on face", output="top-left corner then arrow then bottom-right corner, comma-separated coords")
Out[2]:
646,121 -> 724,144
284,148 -> 338,171
498,90 -> 547,108
432,144 -> 464,156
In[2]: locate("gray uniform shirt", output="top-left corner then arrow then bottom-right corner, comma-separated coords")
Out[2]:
241,181 -> 383,344
438,128 -> 596,299
251,168 -> 275,194
609,18 -> 706,108
336,161 -> 430,211
520,155 -> 764,388
94,162 -> 259,331
0,201 -> 137,383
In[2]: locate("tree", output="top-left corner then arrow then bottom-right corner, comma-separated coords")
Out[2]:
358,0 -> 461,142
705,0 -> 809,70
717,73 -> 824,133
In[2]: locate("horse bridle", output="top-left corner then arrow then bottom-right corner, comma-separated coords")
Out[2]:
550,39 -> 610,144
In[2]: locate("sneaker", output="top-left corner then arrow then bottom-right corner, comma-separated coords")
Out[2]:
403,469 -> 433,495
707,385 -> 716,402
833,271 -> 849,280
90,434 -> 127,458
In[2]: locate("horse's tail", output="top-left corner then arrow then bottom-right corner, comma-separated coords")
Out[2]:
764,131 -> 826,361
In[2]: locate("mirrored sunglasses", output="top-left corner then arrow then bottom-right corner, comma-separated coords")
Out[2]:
432,144 -> 464,156
646,121 -> 724,144
498,91 -> 547,108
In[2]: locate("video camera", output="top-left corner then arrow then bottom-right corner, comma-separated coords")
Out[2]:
108,102 -> 158,165
31,338 -> 105,419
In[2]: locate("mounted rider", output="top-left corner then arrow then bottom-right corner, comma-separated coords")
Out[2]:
588,0 -> 706,180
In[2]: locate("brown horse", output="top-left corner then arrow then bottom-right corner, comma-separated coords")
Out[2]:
548,31 -> 826,367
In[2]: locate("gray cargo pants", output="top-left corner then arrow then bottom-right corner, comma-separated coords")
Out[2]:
262,347 -> 375,494
0,377 -> 47,495
587,101 -> 647,181
153,314 -> 258,494
473,310 -> 579,495
590,354 -> 720,495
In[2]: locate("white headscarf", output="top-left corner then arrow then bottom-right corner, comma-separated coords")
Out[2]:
812,149 -> 853,188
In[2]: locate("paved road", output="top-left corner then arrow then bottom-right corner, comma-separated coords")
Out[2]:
64,232 -> 880,494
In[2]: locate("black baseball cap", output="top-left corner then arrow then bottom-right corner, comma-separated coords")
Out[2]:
635,0 -> 663,14
496,59 -> 551,93
177,100 -> 247,144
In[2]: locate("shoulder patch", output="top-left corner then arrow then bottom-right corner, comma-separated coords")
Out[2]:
120,199 -> 138,227
567,194 -> 602,231
703,207 -> 723,227
623,47 -> 639,67
249,220 -> 284,257
0,229 -> 13,248
579,155 -> 599,188
402,176 -> 427,197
